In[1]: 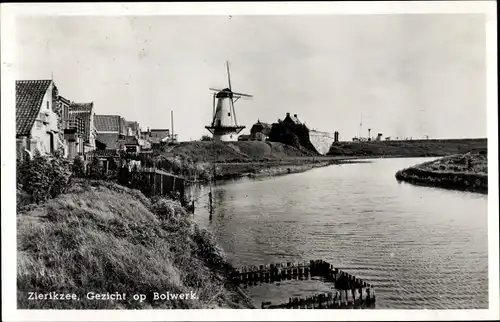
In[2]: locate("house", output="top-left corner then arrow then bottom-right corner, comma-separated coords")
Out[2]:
250,120 -> 272,141
94,115 -> 125,150
59,95 -> 85,160
125,121 -> 140,138
283,113 -> 302,127
69,102 -> 97,153
16,80 -> 64,159
124,136 -> 141,154
148,129 -> 171,149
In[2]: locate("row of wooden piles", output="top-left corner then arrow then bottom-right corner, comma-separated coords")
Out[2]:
261,288 -> 376,309
230,259 -> 376,309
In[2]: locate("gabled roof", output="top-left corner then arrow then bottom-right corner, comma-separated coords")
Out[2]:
94,115 -> 121,132
286,114 -> 302,125
251,120 -> 272,135
16,80 -> 53,136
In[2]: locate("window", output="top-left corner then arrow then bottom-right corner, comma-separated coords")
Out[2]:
47,101 -> 49,110
228,112 -> 231,117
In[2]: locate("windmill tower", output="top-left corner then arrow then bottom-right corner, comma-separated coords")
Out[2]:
205,61 -> 253,142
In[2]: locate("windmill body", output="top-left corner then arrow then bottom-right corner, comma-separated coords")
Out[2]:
205,61 -> 252,142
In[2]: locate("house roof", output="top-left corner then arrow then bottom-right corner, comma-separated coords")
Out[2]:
16,80 -> 53,136
94,115 -> 121,132
251,120 -> 272,135
58,95 -> 71,106
285,113 -> 302,125
69,102 -> 93,113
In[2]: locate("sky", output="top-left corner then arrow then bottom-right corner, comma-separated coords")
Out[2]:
15,14 -> 487,141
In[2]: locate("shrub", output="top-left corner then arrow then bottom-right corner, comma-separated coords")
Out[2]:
72,156 -> 86,178
87,157 -> 103,180
17,154 -> 72,204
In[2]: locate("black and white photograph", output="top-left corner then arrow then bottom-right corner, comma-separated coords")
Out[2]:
1,2 -> 498,321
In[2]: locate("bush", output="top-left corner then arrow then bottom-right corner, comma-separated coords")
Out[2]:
17,154 -> 72,204
72,156 -> 86,178
87,157 -> 103,180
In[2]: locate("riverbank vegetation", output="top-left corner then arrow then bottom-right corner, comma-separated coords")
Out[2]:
16,155 -> 255,309
395,150 -> 488,193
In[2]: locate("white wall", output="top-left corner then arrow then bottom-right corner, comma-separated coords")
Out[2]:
309,131 -> 336,155
29,83 -> 62,155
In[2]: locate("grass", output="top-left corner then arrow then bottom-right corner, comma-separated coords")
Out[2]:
328,138 -> 487,157
167,141 -> 317,163
395,151 -> 488,193
17,179 -> 255,309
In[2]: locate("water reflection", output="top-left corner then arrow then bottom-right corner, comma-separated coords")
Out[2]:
191,158 -> 488,309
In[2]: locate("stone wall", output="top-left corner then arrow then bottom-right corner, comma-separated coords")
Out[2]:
309,130 -> 335,155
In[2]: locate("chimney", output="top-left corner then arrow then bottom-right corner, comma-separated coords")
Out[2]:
294,114 -> 297,118
286,112 -> 290,117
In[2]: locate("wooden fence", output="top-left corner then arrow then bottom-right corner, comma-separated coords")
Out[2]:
140,167 -> 185,197
230,259 -> 376,309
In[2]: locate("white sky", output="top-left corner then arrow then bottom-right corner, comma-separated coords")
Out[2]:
16,14 -> 486,141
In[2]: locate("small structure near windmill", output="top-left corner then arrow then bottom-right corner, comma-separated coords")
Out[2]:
205,61 -> 253,142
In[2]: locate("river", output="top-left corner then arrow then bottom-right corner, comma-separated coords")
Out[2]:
189,157 -> 488,309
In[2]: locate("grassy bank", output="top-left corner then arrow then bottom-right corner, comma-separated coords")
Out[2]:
17,179 -> 255,309
153,141 -> 322,183
328,138 -> 487,157
395,151 -> 488,193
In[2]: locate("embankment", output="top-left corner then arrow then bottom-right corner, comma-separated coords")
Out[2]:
167,141 -> 317,163
17,179 -> 255,309
155,141 -> 326,182
328,138 -> 487,157
395,152 -> 488,193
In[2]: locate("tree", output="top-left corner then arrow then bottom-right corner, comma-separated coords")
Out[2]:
200,135 -> 213,141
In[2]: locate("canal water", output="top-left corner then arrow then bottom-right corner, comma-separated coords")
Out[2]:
189,158 -> 488,309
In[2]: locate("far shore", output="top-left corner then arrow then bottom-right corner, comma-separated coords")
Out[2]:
395,152 -> 488,194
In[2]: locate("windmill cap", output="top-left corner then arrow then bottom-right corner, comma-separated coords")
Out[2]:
216,88 -> 232,98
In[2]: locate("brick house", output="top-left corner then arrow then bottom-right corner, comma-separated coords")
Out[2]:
94,115 -> 128,150
69,102 -> 97,153
16,80 -> 64,159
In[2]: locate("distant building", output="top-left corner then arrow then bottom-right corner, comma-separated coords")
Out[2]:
60,95 -> 85,160
69,102 -> 97,153
283,113 -> 302,127
16,80 -> 64,159
375,133 -> 383,141
124,136 -> 141,154
126,121 -> 140,138
250,120 -> 272,141
148,129 -> 171,149
94,115 -> 125,150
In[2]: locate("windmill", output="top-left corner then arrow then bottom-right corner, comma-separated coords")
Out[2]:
205,61 -> 253,142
